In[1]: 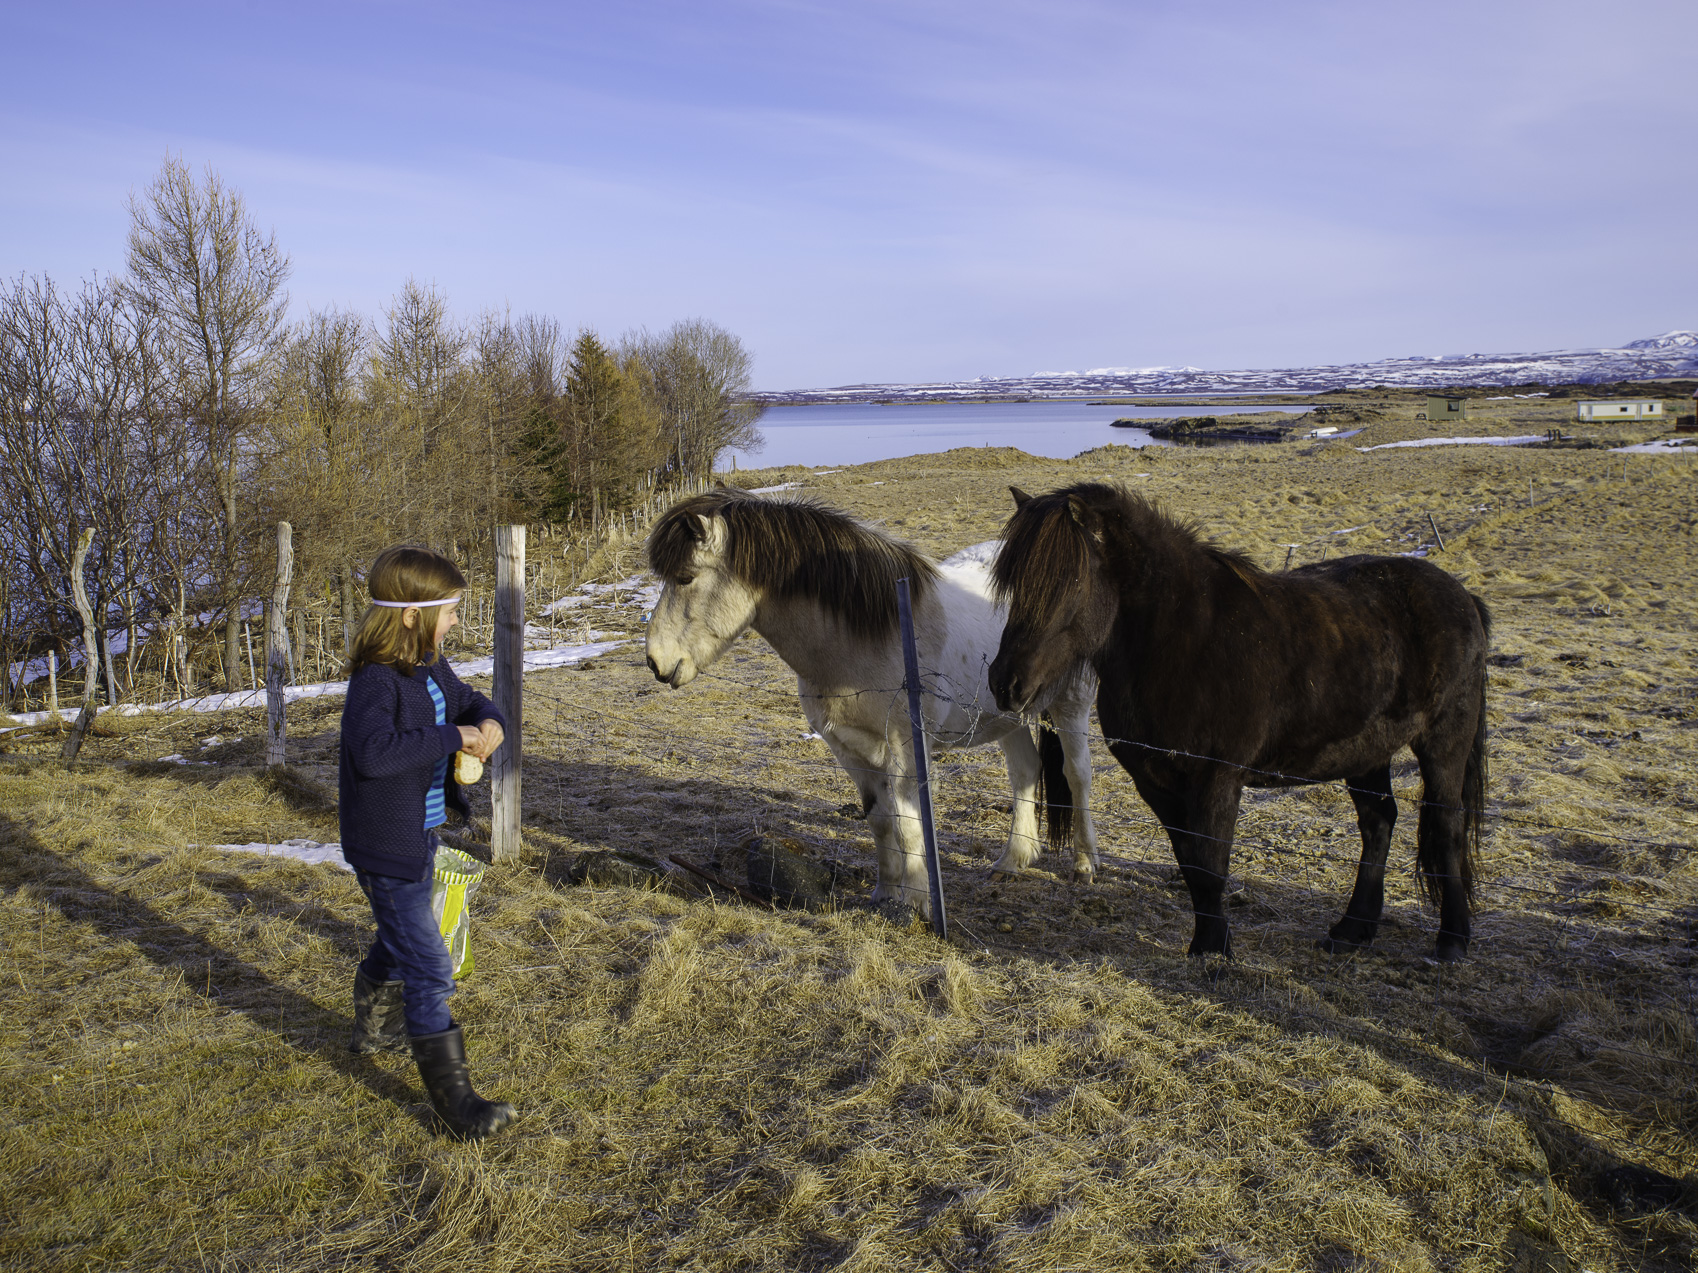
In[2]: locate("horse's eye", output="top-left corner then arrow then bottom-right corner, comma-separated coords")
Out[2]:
675,574 -> 695,587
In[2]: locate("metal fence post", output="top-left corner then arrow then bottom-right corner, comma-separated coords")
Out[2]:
896,577 -> 947,939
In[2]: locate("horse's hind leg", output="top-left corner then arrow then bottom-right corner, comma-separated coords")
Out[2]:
989,730 -> 1043,877
1322,765 -> 1396,954
1413,736 -> 1476,963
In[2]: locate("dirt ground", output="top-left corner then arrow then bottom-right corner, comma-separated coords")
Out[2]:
2,388 -> 1696,1271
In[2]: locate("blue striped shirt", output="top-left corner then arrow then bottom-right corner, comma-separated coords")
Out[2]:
424,675 -> 449,830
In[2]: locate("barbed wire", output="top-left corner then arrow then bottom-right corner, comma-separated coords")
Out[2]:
678,661 -> 1698,859
520,672 -> 1698,939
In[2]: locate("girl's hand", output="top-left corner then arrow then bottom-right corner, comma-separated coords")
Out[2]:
458,725 -> 488,757
477,720 -> 505,757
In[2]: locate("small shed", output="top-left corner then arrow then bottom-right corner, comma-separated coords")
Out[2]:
1575,399 -> 1664,422
1679,387 -> 1698,432
1425,396 -> 1469,422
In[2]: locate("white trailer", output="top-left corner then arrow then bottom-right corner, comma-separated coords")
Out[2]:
1576,399 -> 1664,422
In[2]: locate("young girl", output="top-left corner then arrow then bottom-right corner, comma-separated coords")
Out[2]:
339,544 -> 515,1141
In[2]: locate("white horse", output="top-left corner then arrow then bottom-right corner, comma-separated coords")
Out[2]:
643,489 -> 1099,915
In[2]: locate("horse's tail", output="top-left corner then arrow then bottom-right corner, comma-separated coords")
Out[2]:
1459,595 -> 1493,908
1416,595 -> 1490,911
1037,715 -> 1073,852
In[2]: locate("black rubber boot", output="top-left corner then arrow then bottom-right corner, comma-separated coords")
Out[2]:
349,969 -> 409,1055
410,1025 -> 516,1141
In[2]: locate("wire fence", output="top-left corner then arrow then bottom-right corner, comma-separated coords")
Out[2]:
516,633 -> 1698,976
514,639 -> 1698,1187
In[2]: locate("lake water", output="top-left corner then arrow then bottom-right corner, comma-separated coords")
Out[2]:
727,400 -> 1313,469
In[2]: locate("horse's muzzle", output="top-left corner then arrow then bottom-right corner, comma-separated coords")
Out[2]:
987,659 -> 1023,714
645,653 -> 691,688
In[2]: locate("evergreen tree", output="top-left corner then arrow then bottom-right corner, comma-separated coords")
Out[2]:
528,331 -> 663,522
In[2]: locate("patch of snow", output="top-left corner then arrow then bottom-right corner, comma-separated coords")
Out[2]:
747,482 -> 802,494
941,541 -> 1001,570
444,638 -> 627,679
0,639 -> 627,730
542,596 -> 587,614
1358,436 -> 1544,451
752,331 -> 1698,405
212,839 -> 352,871
1610,438 -> 1698,454
576,576 -> 661,606
1624,331 -> 1698,352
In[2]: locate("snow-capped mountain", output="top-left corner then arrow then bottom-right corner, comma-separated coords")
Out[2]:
754,332 -> 1698,403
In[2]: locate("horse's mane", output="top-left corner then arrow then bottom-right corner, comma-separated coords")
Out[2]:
992,482 -> 1264,618
647,489 -> 938,638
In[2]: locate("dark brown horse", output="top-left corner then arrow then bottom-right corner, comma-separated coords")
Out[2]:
987,483 -> 1490,962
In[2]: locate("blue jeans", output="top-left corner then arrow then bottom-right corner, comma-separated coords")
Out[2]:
355,866 -> 454,1036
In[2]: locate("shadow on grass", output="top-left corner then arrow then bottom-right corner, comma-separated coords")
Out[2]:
514,747 -> 1695,1249
0,811 -> 418,1115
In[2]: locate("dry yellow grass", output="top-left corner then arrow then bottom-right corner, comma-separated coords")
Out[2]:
2,391 -> 1695,1270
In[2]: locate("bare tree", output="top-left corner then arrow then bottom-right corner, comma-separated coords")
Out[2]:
622,318 -> 765,482
261,308 -> 376,654
0,273 -> 173,702
124,155 -> 291,689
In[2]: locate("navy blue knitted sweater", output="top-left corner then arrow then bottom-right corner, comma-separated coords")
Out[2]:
338,657 -> 505,881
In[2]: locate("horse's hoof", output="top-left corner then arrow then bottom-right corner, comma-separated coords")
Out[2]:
1188,952 -> 1232,984
1319,933 -> 1374,956
988,870 -> 1014,883
1317,938 -> 1365,956
871,897 -> 923,928
1432,941 -> 1470,964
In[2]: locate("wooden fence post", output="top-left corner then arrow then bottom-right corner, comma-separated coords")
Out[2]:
491,525 -> 525,863
266,522 -> 293,767
60,528 -> 101,762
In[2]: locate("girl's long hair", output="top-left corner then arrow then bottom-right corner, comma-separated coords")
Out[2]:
347,546 -> 467,677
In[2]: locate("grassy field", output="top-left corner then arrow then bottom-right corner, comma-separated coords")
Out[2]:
3,389 -> 1695,1270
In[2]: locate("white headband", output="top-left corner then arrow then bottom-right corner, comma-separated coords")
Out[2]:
371,597 -> 460,608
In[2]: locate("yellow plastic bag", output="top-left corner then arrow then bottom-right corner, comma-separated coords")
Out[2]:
431,844 -> 487,979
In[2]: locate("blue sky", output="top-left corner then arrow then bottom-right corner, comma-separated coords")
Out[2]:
2,0 -> 1693,389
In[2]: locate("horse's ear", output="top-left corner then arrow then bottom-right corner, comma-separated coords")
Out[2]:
1009,486 -> 1032,508
1066,495 -> 1104,543
714,479 -> 728,489
694,513 -> 729,554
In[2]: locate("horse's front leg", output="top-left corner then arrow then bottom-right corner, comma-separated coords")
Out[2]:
864,770 -> 932,914
989,730 -> 1043,877
835,743 -> 930,909
1052,706 -> 1100,882
1136,771 -> 1240,958
809,705 -> 928,914
1322,765 -> 1396,954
